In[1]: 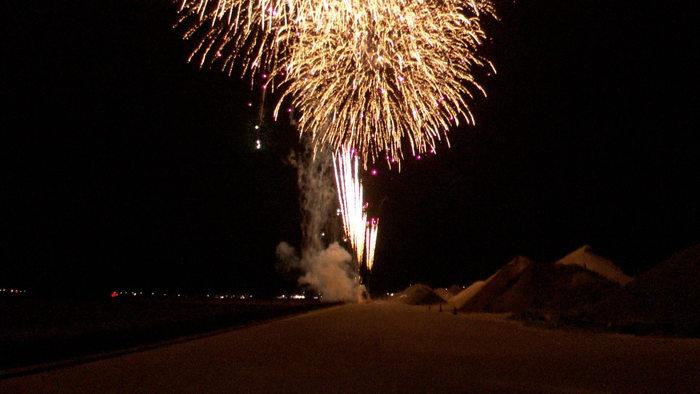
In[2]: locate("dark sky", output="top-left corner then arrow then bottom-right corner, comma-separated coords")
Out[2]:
2,0 -> 698,296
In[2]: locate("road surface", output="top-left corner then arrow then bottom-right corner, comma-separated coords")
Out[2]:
2,301 -> 699,393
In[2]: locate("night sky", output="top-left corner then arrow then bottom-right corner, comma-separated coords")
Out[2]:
2,0 -> 698,296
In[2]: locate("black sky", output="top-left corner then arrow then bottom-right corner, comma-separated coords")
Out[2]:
2,0 -> 698,296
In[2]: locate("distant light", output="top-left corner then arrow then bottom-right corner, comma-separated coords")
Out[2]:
256,140 -> 261,149
371,169 -> 377,175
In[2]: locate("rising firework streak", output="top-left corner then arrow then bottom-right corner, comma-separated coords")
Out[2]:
333,147 -> 366,266
364,218 -> 379,272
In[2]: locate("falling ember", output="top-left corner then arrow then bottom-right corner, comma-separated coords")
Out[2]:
333,146 -> 366,266
364,218 -> 379,272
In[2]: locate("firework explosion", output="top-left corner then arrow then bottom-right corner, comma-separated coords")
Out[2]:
275,0 -> 495,166
177,0 -> 495,282
177,0 -> 495,165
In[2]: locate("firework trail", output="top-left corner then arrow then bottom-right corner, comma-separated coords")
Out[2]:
364,218 -> 379,272
333,146 -> 366,266
177,0 -> 495,166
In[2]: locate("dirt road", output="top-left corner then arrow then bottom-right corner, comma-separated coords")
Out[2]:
2,301 -> 699,393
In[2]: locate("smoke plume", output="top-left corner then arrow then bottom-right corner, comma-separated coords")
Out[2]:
276,140 -> 366,302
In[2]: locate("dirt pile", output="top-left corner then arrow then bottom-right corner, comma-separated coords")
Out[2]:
556,245 -> 633,285
447,281 -> 486,310
433,288 -> 453,302
580,242 -> 700,335
447,285 -> 464,296
391,284 -> 444,305
459,256 -> 532,312
459,251 -> 622,314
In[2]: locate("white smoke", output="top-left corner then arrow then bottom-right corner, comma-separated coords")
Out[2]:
276,140 -> 366,302
276,241 -> 300,269
277,241 -> 365,302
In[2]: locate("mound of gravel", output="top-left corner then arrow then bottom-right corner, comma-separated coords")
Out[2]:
460,256 -> 532,312
433,288 -> 454,302
582,242 -> 700,335
392,284 -> 444,305
459,254 -> 618,314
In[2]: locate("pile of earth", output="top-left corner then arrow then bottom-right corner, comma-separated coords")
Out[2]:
390,243 -> 700,337
390,284 -> 444,305
570,242 -> 700,336
454,253 -> 620,315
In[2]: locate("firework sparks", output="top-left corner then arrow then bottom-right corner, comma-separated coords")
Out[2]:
177,0 -> 495,166
364,218 -> 379,272
333,146 -> 366,266
176,0 -> 287,81
274,0 -> 495,166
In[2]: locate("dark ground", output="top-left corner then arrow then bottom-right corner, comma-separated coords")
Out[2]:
0,296 -> 336,375
3,302 -> 700,393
